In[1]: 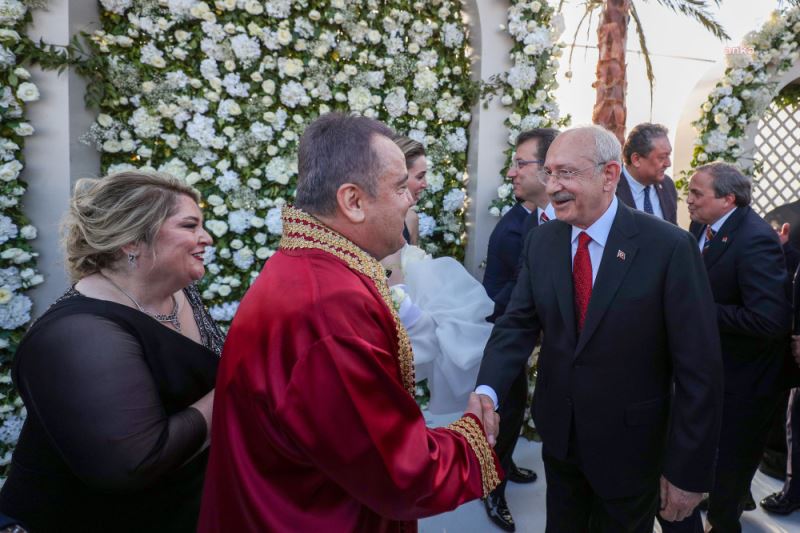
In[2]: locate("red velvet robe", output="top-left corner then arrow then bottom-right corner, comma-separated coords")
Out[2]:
198,208 -> 501,533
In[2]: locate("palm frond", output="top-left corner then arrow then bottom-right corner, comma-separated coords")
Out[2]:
630,2 -> 656,119
567,0 -> 604,76
649,0 -> 730,40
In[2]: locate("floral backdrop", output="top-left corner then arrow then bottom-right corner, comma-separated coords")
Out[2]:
0,0 -> 45,477
85,0 -> 477,324
686,5 -> 800,182
488,0 -> 568,217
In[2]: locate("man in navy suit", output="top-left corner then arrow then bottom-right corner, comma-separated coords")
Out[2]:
687,162 -> 791,532
616,123 -> 678,224
477,126 -> 723,532
482,128 -> 558,532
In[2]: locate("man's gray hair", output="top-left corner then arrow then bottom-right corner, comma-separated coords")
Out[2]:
695,161 -> 752,207
295,112 -> 395,216
566,125 -> 622,165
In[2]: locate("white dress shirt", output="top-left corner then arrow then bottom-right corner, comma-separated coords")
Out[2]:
623,167 -> 664,220
697,207 -> 736,251
476,198 -> 618,408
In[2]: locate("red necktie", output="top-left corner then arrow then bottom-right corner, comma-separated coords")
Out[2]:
573,232 -> 593,331
540,212 -> 550,224
702,226 -> 716,255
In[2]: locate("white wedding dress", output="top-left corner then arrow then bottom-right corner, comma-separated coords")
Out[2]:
396,245 -> 494,414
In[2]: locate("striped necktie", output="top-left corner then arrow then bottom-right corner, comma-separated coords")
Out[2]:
702,226 -> 716,254
540,212 -> 550,224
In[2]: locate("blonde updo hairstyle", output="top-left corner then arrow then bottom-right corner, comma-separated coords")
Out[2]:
63,171 -> 201,282
392,134 -> 426,170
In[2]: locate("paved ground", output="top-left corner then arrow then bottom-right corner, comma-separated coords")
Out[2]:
420,412 -> 800,533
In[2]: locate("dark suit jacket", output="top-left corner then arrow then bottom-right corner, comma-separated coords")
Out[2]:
616,170 -> 678,224
478,203 -> 723,499
483,203 -> 529,320
689,207 -> 791,400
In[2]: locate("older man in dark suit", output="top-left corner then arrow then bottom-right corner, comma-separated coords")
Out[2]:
616,123 -> 678,224
687,162 -> 791,532
476,125 -> 723,532
482,128 -> 559,532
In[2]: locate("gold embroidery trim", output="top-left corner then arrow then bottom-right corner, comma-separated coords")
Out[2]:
279,206 -> 416,397
447,416 -> 502,498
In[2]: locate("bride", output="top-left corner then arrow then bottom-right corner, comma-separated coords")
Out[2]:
383,136 -> 494,414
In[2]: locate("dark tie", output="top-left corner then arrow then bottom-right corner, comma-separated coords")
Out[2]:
540,212 -> 550,224
702,226 -> 716,255
573,232 -> 592,331
643,186 -> 654,215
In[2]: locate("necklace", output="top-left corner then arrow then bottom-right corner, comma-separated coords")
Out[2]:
100,272 -> 182,332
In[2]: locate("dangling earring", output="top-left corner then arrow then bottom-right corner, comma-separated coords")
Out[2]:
128,253 -> 138,268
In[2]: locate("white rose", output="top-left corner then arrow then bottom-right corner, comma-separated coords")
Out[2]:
120,139 -> 136,151
256,247 -> 271,259
205,220 -> 228,237
244,0 -> 263,14
16,82 -> 39,102
217,285 -> 232,297
97,113 -> 113,127
13,123 -> 33,136
103,140 -> 122,153
185,172 -> 201,185
20,225 -> 36,239
12,67 -> 29,80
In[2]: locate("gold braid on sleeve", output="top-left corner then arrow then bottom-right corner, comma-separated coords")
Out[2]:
447,416 -> 501,497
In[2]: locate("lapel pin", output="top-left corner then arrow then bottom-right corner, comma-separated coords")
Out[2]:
617,250 -> 626,261
721,236 -> 728,243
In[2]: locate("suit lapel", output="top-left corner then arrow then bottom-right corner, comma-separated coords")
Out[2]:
654,182 -> 674,223
703,206 -> 748,269
551,223 -> 577,342
616,173 -> 635,209
575,205 -> 639,356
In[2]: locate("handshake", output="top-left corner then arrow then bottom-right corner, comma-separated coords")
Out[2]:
464,392 -> 500,446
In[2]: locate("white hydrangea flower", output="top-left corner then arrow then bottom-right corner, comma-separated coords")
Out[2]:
230,33 -> 261,64
157,158 -> 188,180
140,42 -> 166,68
446,128 -> 467,152
279,81 -> 309,108
266,207 -> 283,235
0,293 -> 30,330
278,57 -> 304,78
383,88 -> 408,118
265,0 -> 291,18
265,157 -> 293,185
427,172 -> 444,193
228,209 -> 253,234
129,107 -> 162,138
442,23 -> 464,48
233,248 -> 255,270
413,70 -> 438,92
215,169 -> 240,192
418,213 -> 435,238
0,216 -> 18,244
209,301 -> 240,322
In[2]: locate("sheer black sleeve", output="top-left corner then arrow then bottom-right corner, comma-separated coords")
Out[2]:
15,313 -> 207,493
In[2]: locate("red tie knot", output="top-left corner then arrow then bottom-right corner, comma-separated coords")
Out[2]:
540,212 -> 550,223
578,232 -> 592,249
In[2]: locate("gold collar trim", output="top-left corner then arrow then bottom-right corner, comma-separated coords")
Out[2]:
279,206 -> 416,397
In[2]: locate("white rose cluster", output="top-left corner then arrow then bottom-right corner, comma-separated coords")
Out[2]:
691,6 -> 800,173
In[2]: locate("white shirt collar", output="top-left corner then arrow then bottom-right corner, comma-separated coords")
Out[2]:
537,203 -> 557,222
521,203 -> 532,214
710,206 -> 737,232
571,196 -> 618,248
622,166 -> 648,194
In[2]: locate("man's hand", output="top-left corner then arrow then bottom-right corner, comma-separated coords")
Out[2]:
465,393 -> 499,446
792,335 -> 800,367
658,476 -> 703,522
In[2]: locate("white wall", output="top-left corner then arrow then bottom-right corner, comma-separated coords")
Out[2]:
25,0 -> 100,316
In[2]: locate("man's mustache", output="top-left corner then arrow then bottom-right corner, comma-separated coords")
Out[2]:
550,191 -> 575,203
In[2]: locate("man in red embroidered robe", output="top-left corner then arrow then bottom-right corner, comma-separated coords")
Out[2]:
198,113 -> 502,532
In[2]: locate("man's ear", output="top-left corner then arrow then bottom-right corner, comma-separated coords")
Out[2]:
336,183 -> 366,223
603,161 -> 621,192
630,153 -> 641,168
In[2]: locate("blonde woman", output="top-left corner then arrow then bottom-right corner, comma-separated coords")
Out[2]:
393,135 -> 428,245
0,172 -> 224,532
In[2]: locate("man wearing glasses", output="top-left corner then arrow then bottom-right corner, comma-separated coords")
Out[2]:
476,126 -> 722,532
483,128 -> 557,532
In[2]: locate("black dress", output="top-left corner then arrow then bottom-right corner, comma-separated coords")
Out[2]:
0,286 -> 223,533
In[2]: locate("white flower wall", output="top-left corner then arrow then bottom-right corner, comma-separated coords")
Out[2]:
86,0 -> 477,321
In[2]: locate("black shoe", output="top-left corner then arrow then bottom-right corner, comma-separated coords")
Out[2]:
760,492 -> 800,515
697,491 -> 755,513
742,490 -> 756,512
508,464 -> 537,484
485,494 -> 516,532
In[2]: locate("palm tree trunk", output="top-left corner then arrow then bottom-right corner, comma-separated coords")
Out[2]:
592,0 -> 630,144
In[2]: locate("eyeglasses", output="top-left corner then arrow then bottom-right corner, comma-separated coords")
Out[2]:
510,159 -> 544,171
537,162 -> 607,185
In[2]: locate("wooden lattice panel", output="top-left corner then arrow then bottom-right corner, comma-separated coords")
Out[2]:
753,102 -> 800,216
